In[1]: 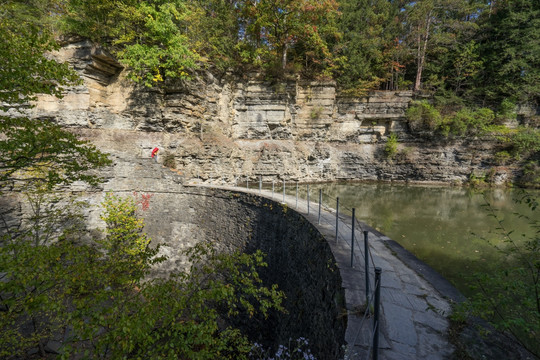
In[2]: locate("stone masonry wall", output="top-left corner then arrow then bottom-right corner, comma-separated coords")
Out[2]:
104,187 -> 346,359
170,189 -> 347,359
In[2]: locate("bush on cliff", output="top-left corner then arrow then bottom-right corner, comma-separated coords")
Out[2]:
406,101 -> 499,138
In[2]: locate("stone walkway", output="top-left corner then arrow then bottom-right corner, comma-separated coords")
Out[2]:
191,182 -> 461,360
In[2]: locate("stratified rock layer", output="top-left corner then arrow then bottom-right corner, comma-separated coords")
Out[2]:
32,40 -> 513,186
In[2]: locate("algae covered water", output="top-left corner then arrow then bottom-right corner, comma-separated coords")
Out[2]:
301,183 -> 538,297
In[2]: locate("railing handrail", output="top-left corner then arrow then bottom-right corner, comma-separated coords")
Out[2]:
190,175 -> 382,360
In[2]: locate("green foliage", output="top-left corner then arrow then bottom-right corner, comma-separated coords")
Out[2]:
476,0 -> 540,105
0,1 -> 80,108
405,100 -> 441,134
406,101 -> 499,138
309,106 -> 324,120
384,133 -> 399,159
467,172 -> 490,189
494,151 -> 512,165
5,0 -> 535,106
519,161 -> 540,189
115,1 -> 199,86
0,1 -> 111,192
0,118 -> 112,191
1,193 -> 284,358
451,41 -> 483,94
189,0 -> 240,72
0,187 -> 86,357
438,107 -> 495,137
335,0 -> 402,91
62,0 -> 200,87
507,127 -> 540,160
98,193 -> 161,282
455,192 -> 540,356
496,99 -> 518,123
231,0 -> 341,77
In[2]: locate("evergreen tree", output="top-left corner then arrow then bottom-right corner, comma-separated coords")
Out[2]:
400,0 -> 485,94
475,0 -> 540,107
336,0 -> 403,93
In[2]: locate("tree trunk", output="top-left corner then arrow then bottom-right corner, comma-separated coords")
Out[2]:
414,11 -> 432,91
282,43 -> 288,70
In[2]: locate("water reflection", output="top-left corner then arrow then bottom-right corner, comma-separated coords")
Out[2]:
301,183 -> 538,297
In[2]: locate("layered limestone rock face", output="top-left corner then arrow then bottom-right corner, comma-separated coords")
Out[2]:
31,39 -> 511,186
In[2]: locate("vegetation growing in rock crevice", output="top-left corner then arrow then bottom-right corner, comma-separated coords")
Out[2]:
384,133 -> 398,160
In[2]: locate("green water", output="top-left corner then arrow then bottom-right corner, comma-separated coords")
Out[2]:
295,183 -> 538,297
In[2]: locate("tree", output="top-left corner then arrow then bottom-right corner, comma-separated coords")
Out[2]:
1,193 -> 284,358
0,186 -> 87,357
0,0 -> 111,191
400,0 -> 486,93
237,0 -> 340,76
474,0 -> 540,106
62,0 -> 200,87
189,0 -> 242,72
335,0 -> 402,93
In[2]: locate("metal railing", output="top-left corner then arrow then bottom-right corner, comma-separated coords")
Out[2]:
193,175 -> 383,359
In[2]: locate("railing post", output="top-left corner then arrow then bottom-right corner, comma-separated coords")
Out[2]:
364,230 -> 370,309
335,197 -> 339,243
318,189 -> 322,225
373,267 -> 382,360
283,180 -> 285,203
350,208 -> 355,267
259,175 -> 262,194
272,180 -> 274,199
296,182 -> 299,209
307,184 -> 310,215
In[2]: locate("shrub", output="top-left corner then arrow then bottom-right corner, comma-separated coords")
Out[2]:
384,133 -> 398,159
310,106 -> 325,120
0,193 -> 284,359
440,107 -> 495,137
496,98 -> 517,124
468,172 -> 489,188
509,127 -> 540,159
405,100 -> 441,134
494,150 -> 512,165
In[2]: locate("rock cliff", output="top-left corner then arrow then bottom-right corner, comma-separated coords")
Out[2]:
32,39 -> 511,186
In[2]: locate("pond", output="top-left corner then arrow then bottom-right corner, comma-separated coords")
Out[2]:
296,182 -> 538,297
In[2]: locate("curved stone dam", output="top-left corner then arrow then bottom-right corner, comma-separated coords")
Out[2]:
71,142 -> 456,359
144,187 -> 347,359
